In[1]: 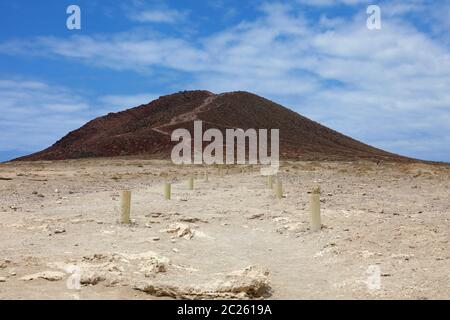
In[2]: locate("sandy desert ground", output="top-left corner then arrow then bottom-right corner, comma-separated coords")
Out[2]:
0,158 -> 449,300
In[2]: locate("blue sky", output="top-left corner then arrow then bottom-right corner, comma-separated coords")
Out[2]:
0,0 -> 449,162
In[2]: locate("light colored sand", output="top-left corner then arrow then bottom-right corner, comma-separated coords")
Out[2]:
0,159 -> 449,299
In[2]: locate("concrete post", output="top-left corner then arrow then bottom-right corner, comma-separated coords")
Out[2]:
310,187 -> 321,231
120,190 -> 131,224
276,180 -> 283,199
164,183 -> 171,200
267,175 -> 273,188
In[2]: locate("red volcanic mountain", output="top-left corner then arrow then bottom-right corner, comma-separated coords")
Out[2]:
16,90 -> 410,162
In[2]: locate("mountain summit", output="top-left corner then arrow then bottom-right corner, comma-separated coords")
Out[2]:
16,90 -> 410,162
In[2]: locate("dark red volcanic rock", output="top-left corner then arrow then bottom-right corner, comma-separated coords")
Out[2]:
16,90 -> 412,162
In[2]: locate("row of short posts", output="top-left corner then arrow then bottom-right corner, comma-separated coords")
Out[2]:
120,170 -> 322,231
120,175 -> 195,224
267,174 -> 322,231
164,174 -> 196,201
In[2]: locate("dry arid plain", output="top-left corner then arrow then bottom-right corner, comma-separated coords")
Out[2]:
0,158 -> 449,300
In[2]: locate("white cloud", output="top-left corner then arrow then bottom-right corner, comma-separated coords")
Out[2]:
1,34 -> 207,73
129,8 -> 187,24
45,103 -> 90,113
0,79 -> 160,154
0,79 -> 91,152
296,0 -> 369,6
0,80 -> 48,90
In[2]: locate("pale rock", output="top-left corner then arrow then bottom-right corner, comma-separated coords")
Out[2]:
249,213 -> 264,220
20,271 -> 66,281
53,228 -> 66,234
135,265 -> 271,299
0,259 -> 11,269
162,223 -> 194,239
80,272 -> 107,285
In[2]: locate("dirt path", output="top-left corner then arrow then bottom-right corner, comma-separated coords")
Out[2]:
152,95 -> 219,136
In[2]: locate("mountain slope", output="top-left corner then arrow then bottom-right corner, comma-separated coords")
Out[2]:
16,90 -> 412,162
